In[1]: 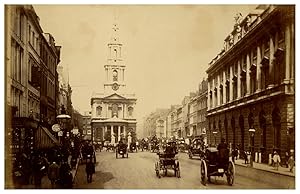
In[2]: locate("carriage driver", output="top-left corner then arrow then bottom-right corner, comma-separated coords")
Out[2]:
217,138 -> 229,164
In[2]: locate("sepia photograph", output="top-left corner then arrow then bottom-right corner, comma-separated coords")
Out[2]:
3,1 -> 296,189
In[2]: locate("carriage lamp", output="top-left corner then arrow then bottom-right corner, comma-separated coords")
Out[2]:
212,131 -> 218,147
248,128 -> 256,167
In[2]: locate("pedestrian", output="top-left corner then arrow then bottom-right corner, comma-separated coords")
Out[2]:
273,151 -> 281,170
232,148 -> 238,164
85,157 -> 95,183
48,161 -> 60,188
288,150 -> 295,173
32,155 -> 44,188
59,160 -> 72,188
244,151 -> 248,164
284,152 -> 290,168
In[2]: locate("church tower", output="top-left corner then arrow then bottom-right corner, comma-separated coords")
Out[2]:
104,23 -> 126,94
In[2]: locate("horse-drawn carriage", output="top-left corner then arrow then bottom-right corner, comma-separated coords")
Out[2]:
200,147 -> 235,186
140,141 -> 149,151
177,138 -> 187,153
150,141 -> 159,153
116,142 -> 128,158
155,141 -> 180,178
129,142 -> 138,152
188,137 -> 206,159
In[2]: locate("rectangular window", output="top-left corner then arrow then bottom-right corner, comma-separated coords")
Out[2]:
28,58 -> 32,82
28,25 -> 31,43
264,38 -> 270,57
11,40 -> 15,78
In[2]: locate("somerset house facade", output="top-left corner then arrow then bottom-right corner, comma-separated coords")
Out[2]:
206,5 -> 295,163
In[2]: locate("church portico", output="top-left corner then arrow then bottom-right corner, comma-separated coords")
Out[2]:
92,118 -> 136,144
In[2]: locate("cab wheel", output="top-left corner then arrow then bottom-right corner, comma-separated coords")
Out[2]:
226,160 -> 235,186
200,160 -> 207,186
176,162 -> 181,178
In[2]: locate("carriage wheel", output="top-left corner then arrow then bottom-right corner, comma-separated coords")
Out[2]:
155,162 -> 159,177
164,167 -> 168,176
200,160 -> 208,185
176,162 -> 181,178
226,160 -> 235,186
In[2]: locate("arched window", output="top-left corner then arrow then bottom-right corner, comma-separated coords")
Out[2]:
96,106 -> 102,116
231,117 -> 236,148
239,115 -> 245,151
259,110 -> 267,148
224,117 -> 228,143
218,120 -> 222,139
248,112 -> 254,129
112,70 -> 118,82
112,104 -> 118,118
128,107 -> 133,117
272,106 -> 281,149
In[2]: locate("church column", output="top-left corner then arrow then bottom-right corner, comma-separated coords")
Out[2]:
124,125 -> 127,138
118,125 -> 121,141
104,126 -> 107,141
122,69 -> 125,82
106,67 -> 108,81
110,125 -> 113,143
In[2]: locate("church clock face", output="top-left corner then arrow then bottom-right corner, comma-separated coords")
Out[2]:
112,83 -> 119,91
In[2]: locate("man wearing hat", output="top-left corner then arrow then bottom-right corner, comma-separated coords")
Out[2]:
273,151 -> 281,170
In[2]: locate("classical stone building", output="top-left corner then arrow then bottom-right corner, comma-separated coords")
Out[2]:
206,5 -> 295,163
91,24 -> 137,144
5,5 -> 61,156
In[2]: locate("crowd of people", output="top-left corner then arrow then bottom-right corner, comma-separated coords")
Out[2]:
12,145 -> 76,188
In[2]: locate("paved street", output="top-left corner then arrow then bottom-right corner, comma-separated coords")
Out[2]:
73,151 -> 295,189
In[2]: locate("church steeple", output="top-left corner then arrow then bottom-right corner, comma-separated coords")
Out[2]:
104,22 -> 126,94
111,23 -> 119,42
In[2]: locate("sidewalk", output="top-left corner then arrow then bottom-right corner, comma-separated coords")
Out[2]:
13,156 -> 79,189
234,158 -> 295,177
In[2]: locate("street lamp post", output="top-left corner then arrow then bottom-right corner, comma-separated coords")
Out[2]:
212,131 -> 218,147
56,106 -> 71,149
249,128 -> 256,167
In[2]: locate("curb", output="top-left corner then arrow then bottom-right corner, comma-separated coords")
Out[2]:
234,162 -> 295,177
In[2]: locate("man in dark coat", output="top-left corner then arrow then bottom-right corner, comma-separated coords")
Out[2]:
217,138 -> 229,165
59,160 -> 72,188
85,158 -> 95,183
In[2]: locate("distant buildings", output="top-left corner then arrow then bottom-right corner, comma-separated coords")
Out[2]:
82,111 -> 92,139
206,5 -> 295,162
143,79 -> 208,140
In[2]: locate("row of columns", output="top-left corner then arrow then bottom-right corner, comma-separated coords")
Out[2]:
103,125 -> 127,143
208,22 -> 293,110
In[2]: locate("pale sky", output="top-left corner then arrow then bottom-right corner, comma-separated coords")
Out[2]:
34,4 -> 256,125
